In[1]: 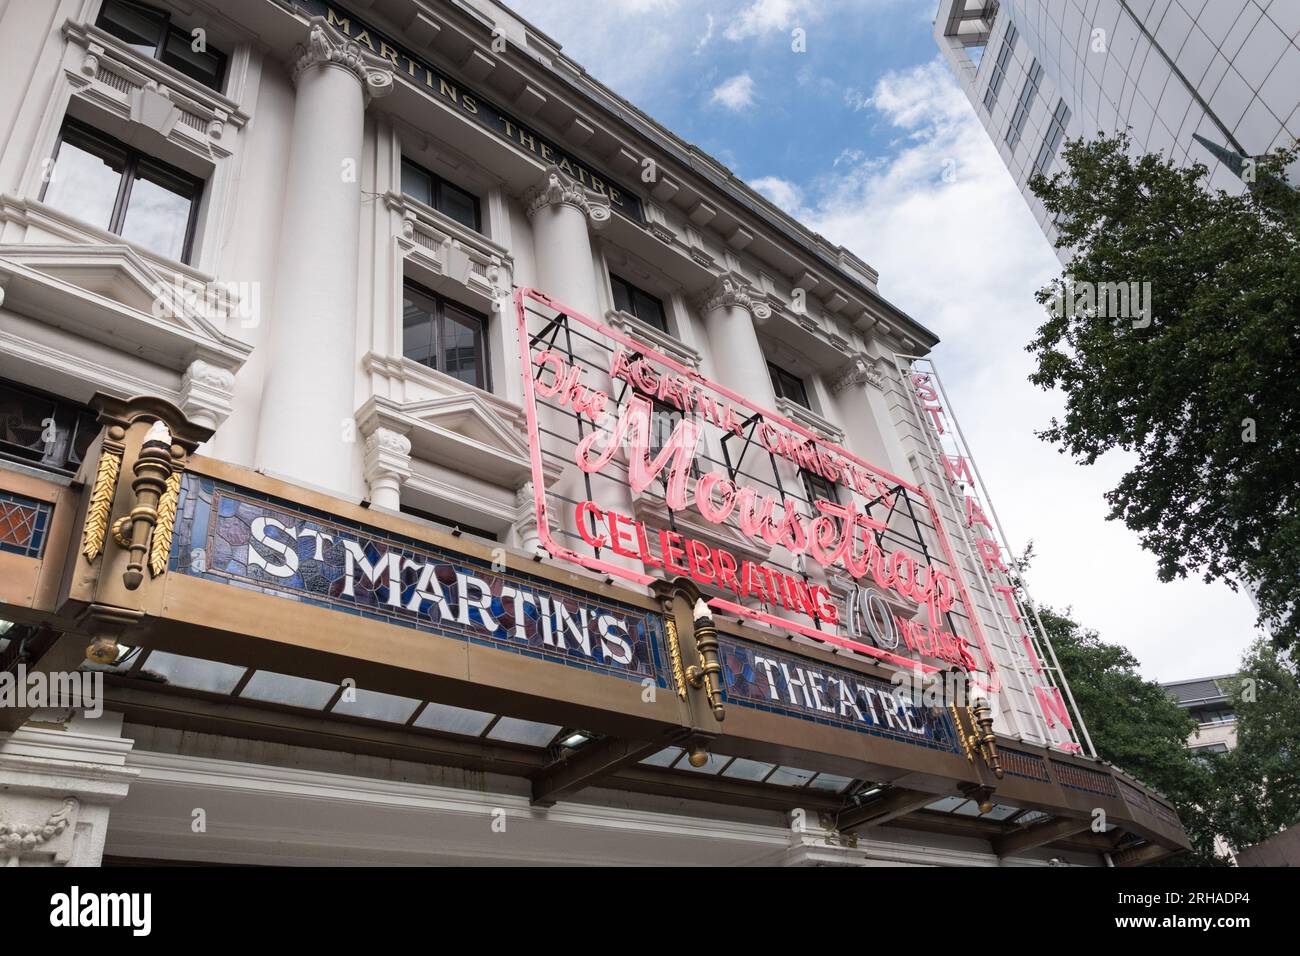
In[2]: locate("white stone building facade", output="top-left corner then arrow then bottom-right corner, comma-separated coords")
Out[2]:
0,0 -> 1185,867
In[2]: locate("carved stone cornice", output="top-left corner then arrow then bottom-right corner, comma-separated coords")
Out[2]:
696,273 -> 772,323
290,18 -> 393,101
525,166 -> 611,226
829,354 -> 884,394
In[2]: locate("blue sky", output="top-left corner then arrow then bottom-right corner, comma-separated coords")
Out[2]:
505,0 -> 1264,681
512,0 -> 941,186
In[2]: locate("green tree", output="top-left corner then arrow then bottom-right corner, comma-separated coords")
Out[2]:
1035,603 -> 1224,865
1203,638 -> 1300,853
1026,133 -> 1300,650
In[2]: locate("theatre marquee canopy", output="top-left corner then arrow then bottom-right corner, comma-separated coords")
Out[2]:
0,391 -> 1188,864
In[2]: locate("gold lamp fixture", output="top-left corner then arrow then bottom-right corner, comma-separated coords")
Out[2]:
686,598 -> 725,723
970,697 -> 1004,780
110,420 -> 182,590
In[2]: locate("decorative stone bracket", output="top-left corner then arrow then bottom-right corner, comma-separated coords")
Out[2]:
513,481 -> 543,557
829,353 -> 885,394
179,358 -> 237,432
361,426 -> 413,511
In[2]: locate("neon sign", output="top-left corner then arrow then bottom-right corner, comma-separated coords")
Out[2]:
517,289 -> 999,680
904,360 -> 1088,753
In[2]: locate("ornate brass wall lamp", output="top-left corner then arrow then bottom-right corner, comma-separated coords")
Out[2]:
970,697 -> 1004,780
111,420 -> 181,590
648,579 -> 724,767
75,396 -> 213,663
945,667 -> 1003,781
686,598 -> 725,723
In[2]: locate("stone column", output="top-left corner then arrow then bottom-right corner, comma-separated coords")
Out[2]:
362,426 -> 412,511
697,274 -> 776,406
253,20 -> 392,497
829,351 -> 918,481
525,166 -> 610,317
522,167 -> 645,571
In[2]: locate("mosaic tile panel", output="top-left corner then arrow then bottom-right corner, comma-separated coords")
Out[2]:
719,638 -> 960,753
0,490 -> 52,558
169,474 -> 665,684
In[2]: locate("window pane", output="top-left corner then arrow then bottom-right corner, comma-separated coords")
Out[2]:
0,383 -> 57,463
440,304 -> 485,388
0,382 -> 95,474
611,276 -> 634,314
44,131 -> 126,232
161,29 -> 225,91
402,291 -> 435,367
633,289 -> 667,332
437,180 -> 479,231
119,161 -> 195,261
400,160 -> 433,206
97,0 -> 166,56
804,472 -> 837,506
650,402 -> 679,457
769,363 -> 810,408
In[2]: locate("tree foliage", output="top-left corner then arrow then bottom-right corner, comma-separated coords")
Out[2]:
1027,134 -> 1300,649
1033,602 -> 1224,864
1201,638 -> 1300,854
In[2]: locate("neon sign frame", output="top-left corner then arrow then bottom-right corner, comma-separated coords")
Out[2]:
516,287 -> 1003,689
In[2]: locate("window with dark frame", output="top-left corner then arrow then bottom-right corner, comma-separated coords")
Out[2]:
802,469 -> 839,510
982,22 -> 1017,113
402,281 -> 490,391
767,361 -> 811,409
41,118 -> 203,263
648,398 -> 701,479
400,157 -> 482,233
1005,58 -> 1043,149
1033,98 -> 1071,178
0,379 -> 98,476
610,274 -> 668,333
95,0 -> 228,92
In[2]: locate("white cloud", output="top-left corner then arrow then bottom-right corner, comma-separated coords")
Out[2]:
749,175 -> 804,212
503,0 -> 694,101
696,13 -> 716,53
711,72 -> 757,111
775,58 -> 1262,681
723,0 -> 820,41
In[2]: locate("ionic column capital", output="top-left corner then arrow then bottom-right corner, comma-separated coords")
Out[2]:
525,165 -> 611,227
290,18 -> 393,101
696,272 -> 772,323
